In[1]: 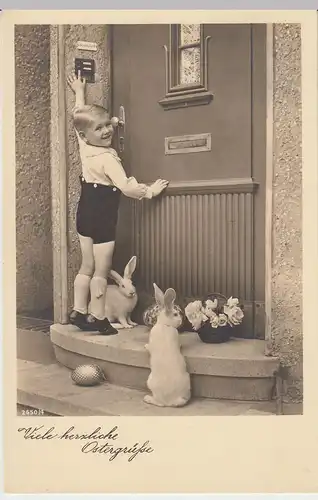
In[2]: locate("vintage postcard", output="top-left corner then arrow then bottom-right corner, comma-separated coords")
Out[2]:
2,8 -> 318,494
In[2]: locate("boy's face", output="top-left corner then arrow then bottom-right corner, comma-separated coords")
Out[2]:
81,112 -> 114,148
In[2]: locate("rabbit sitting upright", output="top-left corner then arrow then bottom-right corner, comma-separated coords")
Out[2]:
104,256 -> 138,329
144,283 -> 191,407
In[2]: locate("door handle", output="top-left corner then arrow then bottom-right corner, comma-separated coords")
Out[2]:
111,105 -> 125,153
111,105 -> 125,128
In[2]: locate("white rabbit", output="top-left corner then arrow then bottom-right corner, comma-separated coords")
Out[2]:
104,256 -> 138,329
144,283 -> 191,407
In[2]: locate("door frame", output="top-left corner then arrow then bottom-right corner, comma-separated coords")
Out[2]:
264,23 -> 274,347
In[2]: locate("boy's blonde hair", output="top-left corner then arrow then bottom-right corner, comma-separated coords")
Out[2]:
73,104 -> 109,133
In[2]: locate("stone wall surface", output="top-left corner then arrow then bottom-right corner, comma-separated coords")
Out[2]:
271,23 -> 302,402
15,25 -> 53,316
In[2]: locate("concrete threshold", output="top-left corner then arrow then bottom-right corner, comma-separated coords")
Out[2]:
50,324 -> 280,378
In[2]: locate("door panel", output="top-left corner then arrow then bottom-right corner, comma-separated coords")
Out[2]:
114,24 -> 252,183
112,24 -> 266,338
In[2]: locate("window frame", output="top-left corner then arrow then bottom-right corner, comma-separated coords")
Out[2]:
159,24 -> 213,110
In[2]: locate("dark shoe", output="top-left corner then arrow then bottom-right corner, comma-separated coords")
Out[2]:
69,310 -> 87,329
86,315 -> 118,335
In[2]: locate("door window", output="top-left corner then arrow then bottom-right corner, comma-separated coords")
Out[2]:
158,24 -> 213,110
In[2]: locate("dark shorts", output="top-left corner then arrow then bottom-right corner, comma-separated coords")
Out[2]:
76,176 -> 122,244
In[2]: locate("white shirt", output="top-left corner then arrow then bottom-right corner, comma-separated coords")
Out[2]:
75,131 -> 153,199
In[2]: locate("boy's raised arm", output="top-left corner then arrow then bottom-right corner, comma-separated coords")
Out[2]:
67,71 -> 86,109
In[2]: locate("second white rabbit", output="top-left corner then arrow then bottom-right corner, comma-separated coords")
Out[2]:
144,283 -> 191,407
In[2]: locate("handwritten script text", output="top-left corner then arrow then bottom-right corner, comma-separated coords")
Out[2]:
17,425 -> 154,462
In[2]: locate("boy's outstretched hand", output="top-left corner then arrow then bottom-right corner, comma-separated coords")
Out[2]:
67,71 -> 86,93
151,179 -> 169,197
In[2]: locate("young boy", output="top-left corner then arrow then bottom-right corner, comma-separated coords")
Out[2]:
67,72 -> 169,335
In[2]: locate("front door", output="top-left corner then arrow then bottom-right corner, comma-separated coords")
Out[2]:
111,23 -> 266,338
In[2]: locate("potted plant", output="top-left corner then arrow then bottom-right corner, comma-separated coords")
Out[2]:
184,293 -> 244,343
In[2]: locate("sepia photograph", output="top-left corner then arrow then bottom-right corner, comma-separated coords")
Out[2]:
15,21 -> 302,418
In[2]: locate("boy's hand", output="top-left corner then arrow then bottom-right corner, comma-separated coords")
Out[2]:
67,71 -> 86,93
150,179 -> 169,197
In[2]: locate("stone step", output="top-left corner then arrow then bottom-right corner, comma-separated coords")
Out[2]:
50,324 -> 280,402
17,359 -> 276,416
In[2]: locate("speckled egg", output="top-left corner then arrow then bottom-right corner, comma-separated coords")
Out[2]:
71,364 -> 106,387
143,304 -> 161,327
143,303 -> 184,328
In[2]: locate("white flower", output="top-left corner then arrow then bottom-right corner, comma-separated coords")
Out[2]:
227,296 -> 239,308
202,299 -> 218,318
218,314 -> 228,327
224,305 -> 244,326
185,301 -> 202,315
210,315 -> 219,328
192,314 -> 205,330
189,312 -> 208,331
185,301 -> 207,331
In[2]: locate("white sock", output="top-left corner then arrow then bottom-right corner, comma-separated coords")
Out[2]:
73,274 -> 91,314
90,276 -> 107,320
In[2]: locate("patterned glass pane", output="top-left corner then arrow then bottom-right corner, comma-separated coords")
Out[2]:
180,24 -> 201,46
180,47 -> 201,85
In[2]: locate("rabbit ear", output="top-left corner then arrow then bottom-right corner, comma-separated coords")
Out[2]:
109,270 -> 123,285
124,256 -> 137,279
153,283 -> 164,306
164,288 -> 176,312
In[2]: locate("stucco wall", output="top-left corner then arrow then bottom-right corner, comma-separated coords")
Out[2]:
15,25 -> 53,316
63,25 -> 111,305
271,24 -> 302,402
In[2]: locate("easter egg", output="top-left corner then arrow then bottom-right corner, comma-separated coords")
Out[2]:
143,303 -> 184,328
71,364 -> 105,387
143,304 -> 161,327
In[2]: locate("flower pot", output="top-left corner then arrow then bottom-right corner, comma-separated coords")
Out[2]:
196,321 -> 232,344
